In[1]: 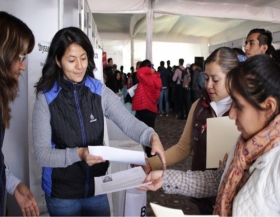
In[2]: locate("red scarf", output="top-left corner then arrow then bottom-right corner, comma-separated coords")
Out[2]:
214,114 -> 280,216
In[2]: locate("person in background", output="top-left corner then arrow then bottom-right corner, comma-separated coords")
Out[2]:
132,61 -> 141,85
139,54 -> 280,217
125,72 -> 133,103
158,61 -> 170,117
0,11 -> 39,216
145,47 -> 239,214
104,58 -> 113,77
166,60 -> 174,112
232,47 -> 247,62
172,58 -> 185,119
245,28 -> 272,58
190,63 -> 202,103
267,45 -> 280,62
132,60 -> 162,157
32,27 -> 166,216
120,65 -> 126,85
113,70 -> 123,94
112,64 -> 117,73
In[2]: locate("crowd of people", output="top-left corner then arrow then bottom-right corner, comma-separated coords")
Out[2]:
2,8 -> 280,217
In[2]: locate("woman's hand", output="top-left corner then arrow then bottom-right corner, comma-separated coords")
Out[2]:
219,153 -> 228,167
137,170 -> 164,191
131,158 -> 152,174
150,134 -> 166,170
78,147 -> 105,166
14,182 -> 40,217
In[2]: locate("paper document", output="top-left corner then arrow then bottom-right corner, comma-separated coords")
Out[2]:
94,166 -> 151,195
88,146 -> 146,165
150,203 -> 218,217
206,116 -> 240,168
127,84 -> 138,97
150,203 -> 184,216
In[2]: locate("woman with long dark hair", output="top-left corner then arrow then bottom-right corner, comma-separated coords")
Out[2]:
33,27 -> 166,216
0,11 -> 39,216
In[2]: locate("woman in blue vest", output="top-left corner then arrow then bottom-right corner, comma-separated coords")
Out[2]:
0,11 -> 39,216
33,27 -> 166,216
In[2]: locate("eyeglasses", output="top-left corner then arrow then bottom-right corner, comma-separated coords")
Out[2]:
151,64 -> 154,68
19,54 -> 26,63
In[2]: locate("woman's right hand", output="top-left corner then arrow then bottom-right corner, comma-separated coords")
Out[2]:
78,147 -> 105,166
137,170 -> 163,192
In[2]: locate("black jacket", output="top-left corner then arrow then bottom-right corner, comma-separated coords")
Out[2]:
42,76 -> 109,199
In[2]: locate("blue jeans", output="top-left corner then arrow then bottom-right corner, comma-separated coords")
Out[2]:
45,194 -> 110,216
159,88 -> 169,114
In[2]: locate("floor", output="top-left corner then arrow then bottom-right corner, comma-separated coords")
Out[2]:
146,112 -> 200,216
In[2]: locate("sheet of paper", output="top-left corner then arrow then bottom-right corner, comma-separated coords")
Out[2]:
150,203 -> 184,216
150,203 -> 218,217
94,166 -> 151,195
88,146 -> 146,166
206,116 -> 240,168
127,84 -> 138,97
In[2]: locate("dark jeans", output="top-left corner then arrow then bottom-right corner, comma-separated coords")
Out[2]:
183,88 -> 191,118
45,194 -> 110,216
174,84 -> 184,118
135,109 -> 157,157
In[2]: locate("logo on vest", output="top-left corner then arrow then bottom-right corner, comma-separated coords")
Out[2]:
90,114 -> 97,122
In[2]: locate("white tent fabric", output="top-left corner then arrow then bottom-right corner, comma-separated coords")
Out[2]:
88,0 -> 280,69
89,0 -> 280,45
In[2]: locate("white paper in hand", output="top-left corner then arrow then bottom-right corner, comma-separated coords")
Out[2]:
88,146 -> 146,165
94,166 -> 152,195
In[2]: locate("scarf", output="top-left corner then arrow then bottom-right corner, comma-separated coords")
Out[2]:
214,114 -> 280,216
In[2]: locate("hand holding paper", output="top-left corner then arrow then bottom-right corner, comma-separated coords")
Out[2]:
137,170 -> 163,191
78,147 -> 105,166
88,146 -> 146,165
94,167 -> 152,195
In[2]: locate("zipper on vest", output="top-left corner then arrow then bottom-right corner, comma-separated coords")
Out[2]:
73,86 -> 90,198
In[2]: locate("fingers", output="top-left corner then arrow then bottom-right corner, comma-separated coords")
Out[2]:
223,153 -> 228,162
85,155 -> 105,166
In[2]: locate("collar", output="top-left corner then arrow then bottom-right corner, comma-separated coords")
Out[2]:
210,96 -> 232,117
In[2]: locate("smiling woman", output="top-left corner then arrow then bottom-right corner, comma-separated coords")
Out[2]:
32,26 -> 166,216
55,43 -> 88,84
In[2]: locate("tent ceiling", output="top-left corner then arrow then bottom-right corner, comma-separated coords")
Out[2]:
88,0 -> 280,50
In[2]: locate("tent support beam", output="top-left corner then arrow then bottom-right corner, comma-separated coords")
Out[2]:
146,0 -> 154,61
131,36 -> 134,67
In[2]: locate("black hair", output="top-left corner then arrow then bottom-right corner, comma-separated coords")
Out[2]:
35,27 -> 95,94
179,58 -> 184,65
227,54 -> 280,125
140,59 -> 152,68
232,47 -> 245,55
247,28 -> 273,54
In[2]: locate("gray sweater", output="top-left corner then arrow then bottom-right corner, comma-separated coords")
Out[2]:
32,84 -> 155,168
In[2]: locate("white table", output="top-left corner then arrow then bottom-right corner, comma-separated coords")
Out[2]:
109,140 -> 146,217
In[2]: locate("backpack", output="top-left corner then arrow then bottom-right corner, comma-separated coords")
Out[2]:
178,67 -> 191,88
